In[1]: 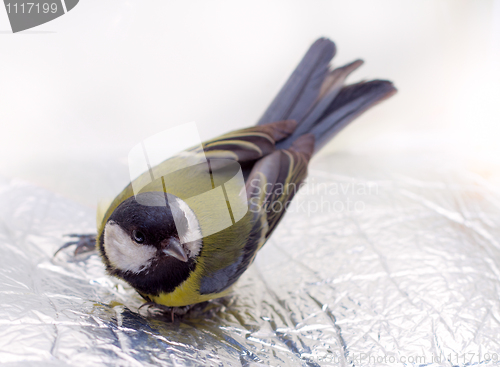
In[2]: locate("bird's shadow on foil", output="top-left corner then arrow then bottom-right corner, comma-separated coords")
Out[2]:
88,293 -> 274,365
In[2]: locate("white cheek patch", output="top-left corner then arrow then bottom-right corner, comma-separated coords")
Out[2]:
103,221 -> 157,274
168,195 -> 202,258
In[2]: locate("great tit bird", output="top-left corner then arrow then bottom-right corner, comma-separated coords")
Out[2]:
60,38 -> 396,309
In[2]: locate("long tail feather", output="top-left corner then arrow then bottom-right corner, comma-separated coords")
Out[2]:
277,59 -> 364,148
310,80 -> 396,152
257,38 -> 335,126
257,38 -> 397,153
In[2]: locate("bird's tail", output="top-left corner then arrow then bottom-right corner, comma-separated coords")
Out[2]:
256,38 -> 397,153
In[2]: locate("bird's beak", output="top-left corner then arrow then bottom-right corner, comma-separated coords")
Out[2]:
161,238 -> 188,262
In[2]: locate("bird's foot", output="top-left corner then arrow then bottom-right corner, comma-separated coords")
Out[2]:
138,302 -> 196,322
54,234 -> 97,257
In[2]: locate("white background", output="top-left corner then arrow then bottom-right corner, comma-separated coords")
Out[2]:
0,0 -> 499,206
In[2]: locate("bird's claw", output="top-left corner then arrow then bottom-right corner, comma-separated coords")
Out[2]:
54,234 -> 97,257
138,302 -> 193,322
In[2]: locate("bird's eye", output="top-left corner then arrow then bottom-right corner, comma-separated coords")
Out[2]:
132,230 -> 145,244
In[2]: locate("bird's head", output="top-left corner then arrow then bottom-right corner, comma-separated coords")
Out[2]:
100,191 -> 202,296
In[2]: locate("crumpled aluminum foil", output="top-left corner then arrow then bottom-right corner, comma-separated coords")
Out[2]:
1,153 -> 500,366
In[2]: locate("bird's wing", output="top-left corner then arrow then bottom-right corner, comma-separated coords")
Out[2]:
197,133 -> 315,296
246,133 -> 315,239
199,119 -> 298,162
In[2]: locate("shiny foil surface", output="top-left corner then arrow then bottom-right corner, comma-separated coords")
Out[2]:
1,154 -> 500,366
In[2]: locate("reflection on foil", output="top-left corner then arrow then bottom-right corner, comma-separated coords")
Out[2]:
1,154 -> 500,366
